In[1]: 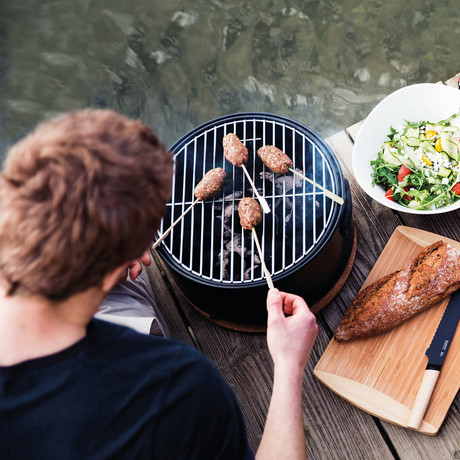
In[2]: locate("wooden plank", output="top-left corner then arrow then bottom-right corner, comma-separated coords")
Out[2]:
381,414 -> 460,460
346,120 -> 364,142
445,72 -> 460,88
145,250 -> 195,347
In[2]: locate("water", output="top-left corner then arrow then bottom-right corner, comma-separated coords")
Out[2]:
1,0 -> 459,164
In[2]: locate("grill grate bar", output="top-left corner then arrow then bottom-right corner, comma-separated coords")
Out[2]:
209,126 -> 216,279
311,139 -> 317,245
198,134 -> 205,275
291,126 -> 296,263
248,120 -> 256,281
280,121 -> 287,268
189,138 -> 197,271
178,142 -> 188,263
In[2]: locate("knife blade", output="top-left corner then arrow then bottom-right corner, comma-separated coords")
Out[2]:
407,289 -> 460,429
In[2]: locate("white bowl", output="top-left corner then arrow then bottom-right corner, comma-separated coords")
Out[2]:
353,83 -> 460,214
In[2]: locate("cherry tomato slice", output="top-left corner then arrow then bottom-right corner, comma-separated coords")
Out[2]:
385,188 -> 394,201
453,182 -> 460,195
398,164 -> 412,183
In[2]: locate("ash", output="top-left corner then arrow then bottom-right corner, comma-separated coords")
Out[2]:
214,190 -> 262,281
260,168 -> 303,194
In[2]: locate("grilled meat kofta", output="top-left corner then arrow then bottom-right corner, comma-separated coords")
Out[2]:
257,145 -> 293,174
223,133 -> 248,167
194,167 -> 227,201
238,197 -> 262,230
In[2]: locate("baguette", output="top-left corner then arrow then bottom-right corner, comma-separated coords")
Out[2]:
334,241 -> 460,342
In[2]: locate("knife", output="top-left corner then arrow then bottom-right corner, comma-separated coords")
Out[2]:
407,289 -> 460,429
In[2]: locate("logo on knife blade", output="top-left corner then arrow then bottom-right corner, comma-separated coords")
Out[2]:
442,340 -> 449,351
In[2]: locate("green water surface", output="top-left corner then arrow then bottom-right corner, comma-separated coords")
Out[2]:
1,0 -> 459,162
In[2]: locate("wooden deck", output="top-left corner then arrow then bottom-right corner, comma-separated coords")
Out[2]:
147,74 -> 460,459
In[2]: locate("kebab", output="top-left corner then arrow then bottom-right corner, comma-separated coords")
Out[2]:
257,145 -> 344,205
223,133 -> 271,214
238,197 -> 274,289
152,167 -> 227,249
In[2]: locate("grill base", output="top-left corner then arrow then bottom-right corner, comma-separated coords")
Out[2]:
174,223 -> 356,332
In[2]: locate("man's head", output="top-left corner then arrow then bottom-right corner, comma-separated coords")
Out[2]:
0,109 -> 173,300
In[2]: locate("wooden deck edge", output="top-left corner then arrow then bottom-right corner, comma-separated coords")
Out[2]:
445,72 -> 460,88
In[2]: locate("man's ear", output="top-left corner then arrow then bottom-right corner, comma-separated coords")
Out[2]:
101,265 -> 128,293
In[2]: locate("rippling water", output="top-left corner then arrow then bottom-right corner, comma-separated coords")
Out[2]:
1,0 -> 459,163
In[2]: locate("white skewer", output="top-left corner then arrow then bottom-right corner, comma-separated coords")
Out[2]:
241,164 -> 271,214
152,198 -> 199,250
252,227 -> 274,289
289,168 -> 344,205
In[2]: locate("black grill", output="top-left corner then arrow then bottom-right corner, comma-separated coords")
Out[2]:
155,112 -> 354,330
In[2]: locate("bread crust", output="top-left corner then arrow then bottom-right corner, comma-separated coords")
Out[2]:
334,241 -> 460,342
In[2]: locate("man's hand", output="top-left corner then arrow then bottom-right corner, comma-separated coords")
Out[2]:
266,288 -> 318,373
119,251 -> 152,283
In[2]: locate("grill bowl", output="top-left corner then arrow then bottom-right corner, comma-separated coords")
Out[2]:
156,112 -> 354,330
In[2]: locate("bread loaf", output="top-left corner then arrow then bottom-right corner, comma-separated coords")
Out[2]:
334,241 -> 460,342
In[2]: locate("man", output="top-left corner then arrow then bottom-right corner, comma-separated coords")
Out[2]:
0,109 -> 318,459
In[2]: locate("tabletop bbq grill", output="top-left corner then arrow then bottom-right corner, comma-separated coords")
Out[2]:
155,113 -> 355,331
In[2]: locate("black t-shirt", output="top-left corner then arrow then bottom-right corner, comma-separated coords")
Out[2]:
0,319 -> 255,460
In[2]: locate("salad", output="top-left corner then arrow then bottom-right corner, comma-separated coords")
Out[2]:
371,113 -> 460,210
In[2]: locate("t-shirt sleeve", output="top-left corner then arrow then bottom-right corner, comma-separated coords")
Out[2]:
151,347 -> 255,460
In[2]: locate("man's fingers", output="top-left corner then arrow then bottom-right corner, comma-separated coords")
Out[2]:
266,288 -> 284,320
127,251 -> 152,281
139,251 -> 151,266
274,292 -> 311,317
129,263 -> 142,280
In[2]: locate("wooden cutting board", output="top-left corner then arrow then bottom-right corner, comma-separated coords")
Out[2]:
314,226 -> 460,435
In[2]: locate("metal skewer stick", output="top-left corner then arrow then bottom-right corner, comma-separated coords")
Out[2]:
152,198 -> 199,250
288,168 -> 344,205
251,227 -> 274,289
241,164 -> 271,214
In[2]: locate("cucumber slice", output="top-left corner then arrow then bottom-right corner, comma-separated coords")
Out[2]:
437,166 -> 451,178
441,134 -> 459,161
406,137 -> 420,147
382,146 -> 401,166
404,144 -> 419,167
406,127 -> 419,138
442,126 -> 459,133
407,200 -> 422,209
420,140 -> 438,155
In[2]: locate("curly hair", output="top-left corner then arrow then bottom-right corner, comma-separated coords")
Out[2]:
0,109 -> 173,300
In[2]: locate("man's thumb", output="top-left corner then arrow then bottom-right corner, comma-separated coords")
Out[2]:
267,288 -> 283,319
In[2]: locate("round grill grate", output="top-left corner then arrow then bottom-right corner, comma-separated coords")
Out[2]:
156,112 -> 345,288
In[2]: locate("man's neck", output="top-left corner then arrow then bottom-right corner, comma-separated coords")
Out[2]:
0,287 -> 104,366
